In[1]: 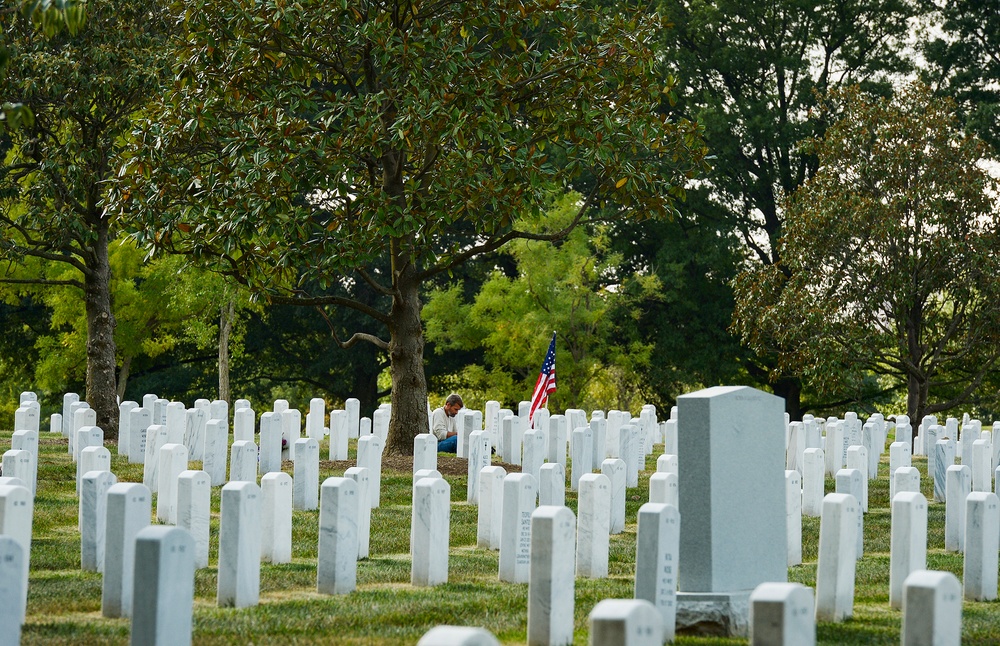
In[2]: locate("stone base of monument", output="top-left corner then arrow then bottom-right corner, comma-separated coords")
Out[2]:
676,590 -> 751,638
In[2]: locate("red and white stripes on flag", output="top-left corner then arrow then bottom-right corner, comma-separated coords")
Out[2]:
528,332 -> 557,428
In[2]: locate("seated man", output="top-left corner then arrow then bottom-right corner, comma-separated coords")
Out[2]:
431,393 -> 463,453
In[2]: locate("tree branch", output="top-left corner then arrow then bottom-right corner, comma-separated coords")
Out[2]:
418,184 -> 600,281
0,277 -> 84,290
314,304 -> 390,350
269,291 -> 392,325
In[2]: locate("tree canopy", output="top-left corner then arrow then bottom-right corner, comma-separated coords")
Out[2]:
115,0 -> 708,453
0,0 -> 172,436
733,83 -> 1000,422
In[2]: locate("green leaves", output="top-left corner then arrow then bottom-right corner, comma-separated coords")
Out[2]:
734,82 -> 1000,415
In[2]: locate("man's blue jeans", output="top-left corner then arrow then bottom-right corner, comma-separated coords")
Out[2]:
438,435 -> 458,453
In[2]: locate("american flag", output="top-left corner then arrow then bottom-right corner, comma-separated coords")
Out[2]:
528,332 -> 557,428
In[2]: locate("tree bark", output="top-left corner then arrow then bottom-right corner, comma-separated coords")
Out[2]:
83,224 -> 119,439
219,298 -> 235,403
772,376 -> 802,421
384,265 -> 428,456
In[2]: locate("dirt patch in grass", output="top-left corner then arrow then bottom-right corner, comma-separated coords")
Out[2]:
319,454 -> 522,477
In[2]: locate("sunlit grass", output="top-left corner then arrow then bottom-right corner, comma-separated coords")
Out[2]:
6,431 -> 1000,644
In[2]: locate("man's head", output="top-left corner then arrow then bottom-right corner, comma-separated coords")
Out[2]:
444,393 -> 464,417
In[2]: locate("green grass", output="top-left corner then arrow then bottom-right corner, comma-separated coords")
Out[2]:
7,430 -> 1000,644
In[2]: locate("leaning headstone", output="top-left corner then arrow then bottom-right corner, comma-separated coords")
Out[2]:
0,483 -> 33,622
0,536 -> 24,644
634,502 -> 680,641
102,482 -> 151,618
344,467 -> 372,559
293,437 -> 320,511
945,465 -> 971,552
80,470 -> 117,573
412,476 -> 450,587
217,481 -> 261,608
317,477 -> 360,594
901,570 -> 962,646
229,440 -> 258,484
203,419 -> 229,486
499,472 -> 536,583
260,472 -> 293,564
962,491 -> 999,601
814,493 -> 859,622
477,466 -> 506,550
527,505 -> 576,646
129,526 -> 195,646
417,626 -> 501,646
156,443 -> 189,524
786,470 -> 802,567
748,582 -> 815,646
176,470 -> 211,569
588,599 -> 664,646
576,473 -> 611,579
601,458 -> 626,535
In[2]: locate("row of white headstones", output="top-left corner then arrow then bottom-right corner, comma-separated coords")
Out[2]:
0,392 -> 991,645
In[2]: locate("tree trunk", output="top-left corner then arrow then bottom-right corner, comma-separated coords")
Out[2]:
219,298 -> 235,403
116,354 -> 132,401
83,225 -> 119,439
384,266 -> 428,456
772,376 -> 802,421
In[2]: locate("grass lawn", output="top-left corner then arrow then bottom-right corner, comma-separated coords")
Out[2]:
6,429 -> 1000,645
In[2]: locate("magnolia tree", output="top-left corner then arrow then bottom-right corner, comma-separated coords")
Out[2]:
733,83 -> 1000,421
0,0 -> 171,437
114,1 -> 708,454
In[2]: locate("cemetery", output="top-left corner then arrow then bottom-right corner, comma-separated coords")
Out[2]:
3,388 -> 1000,644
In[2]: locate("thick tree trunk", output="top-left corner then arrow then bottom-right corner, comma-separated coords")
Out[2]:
384,266 -> 428,456
772,375 -> 802,421
83,225 -> 119,439
219,298 -> 235,402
